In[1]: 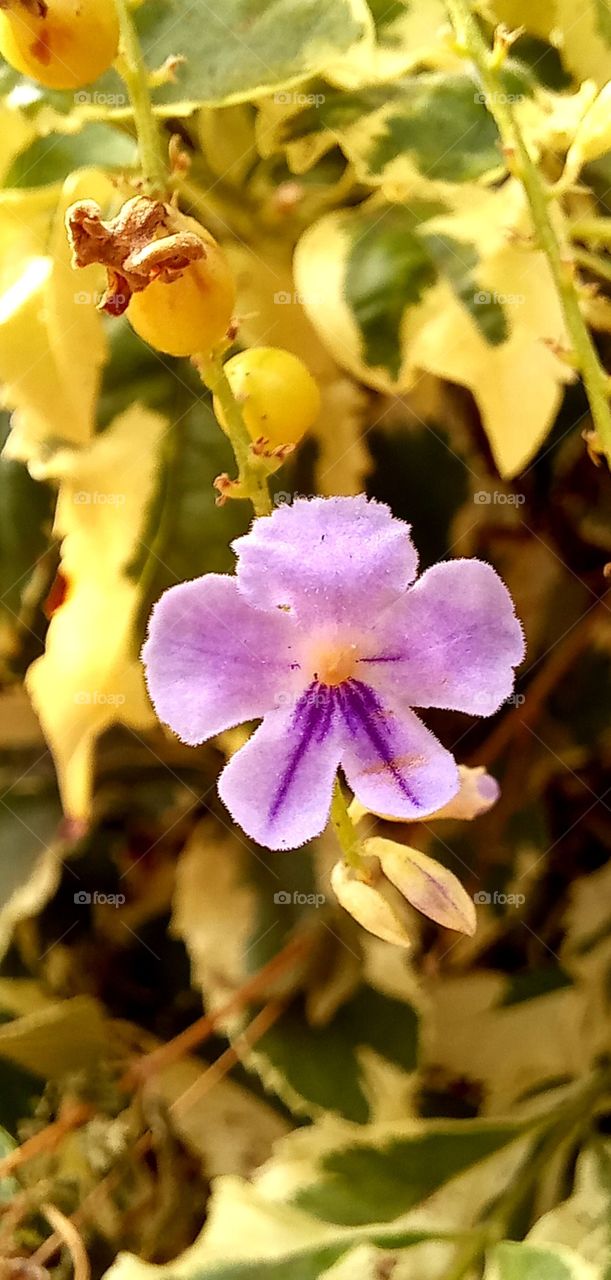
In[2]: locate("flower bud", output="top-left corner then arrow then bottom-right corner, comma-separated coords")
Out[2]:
432,765 -> 499,821
367,838 -> 476,935
330,858 -> 411,948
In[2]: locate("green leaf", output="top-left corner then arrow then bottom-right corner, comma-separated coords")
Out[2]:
293,1120 -> 529,1224
101,1176 -> 443,1280
0,995 -> 109,1078
345,205 -> 439,378
285,72 -> 502,187
486,1241 -> 601,1280
93,0 -> 373,110
4,123 -> 138,190
255,985 -> 418,1123
422,233 -> 507,345
341,204 -> 506,379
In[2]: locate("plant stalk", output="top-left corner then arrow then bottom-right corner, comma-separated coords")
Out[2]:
446,0 -> 611,463
113,0 -> 167,196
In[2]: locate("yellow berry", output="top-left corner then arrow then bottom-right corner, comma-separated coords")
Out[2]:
0,0 -> 119,90
127,223 -> 236,359
214,347 -> 321,447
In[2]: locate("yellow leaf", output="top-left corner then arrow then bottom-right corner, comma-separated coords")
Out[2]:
26,403 -> 167,819
0,101 -> 35,182
326,0 -> 455,89
0,167 -> 113,461
564,81 -> 611,185
295,182 -> 574,478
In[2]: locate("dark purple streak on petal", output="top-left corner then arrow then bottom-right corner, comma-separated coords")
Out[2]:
268,682 -> 333,824
358,655 -> 405,664
340,679 -> 422,809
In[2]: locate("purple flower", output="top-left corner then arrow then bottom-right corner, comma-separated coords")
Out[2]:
142,497 -> 524,850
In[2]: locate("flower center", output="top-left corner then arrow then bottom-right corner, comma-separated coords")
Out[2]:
310,641 -> 358,687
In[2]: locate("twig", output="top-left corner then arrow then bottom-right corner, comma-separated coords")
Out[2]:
31,1004 -> 284,1267
41,1205 -> 90,1280
0,1101 -> 94,1179
123,932 -> 312,1087
170,1000 -> 284,1116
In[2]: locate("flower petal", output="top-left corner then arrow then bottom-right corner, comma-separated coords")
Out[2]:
233,495 -> 418,623
142,575 -> 298,745
338,680 -> 459,819
218,684 -> 343,850
369,838 -> 476,935
361,559 -> 525,716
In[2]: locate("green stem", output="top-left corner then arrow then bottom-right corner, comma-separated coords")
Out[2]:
113,0 -> 167,196
330,779 -> 365,870
446,0 -> 611,463
196,351 -> 272,517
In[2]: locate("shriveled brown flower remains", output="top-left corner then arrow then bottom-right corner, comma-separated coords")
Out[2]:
65,196 -> 205,317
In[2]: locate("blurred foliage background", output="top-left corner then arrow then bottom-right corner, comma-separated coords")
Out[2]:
0,1 -> 610,1277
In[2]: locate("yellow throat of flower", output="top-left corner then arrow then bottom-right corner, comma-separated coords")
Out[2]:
310,641 -> 358,687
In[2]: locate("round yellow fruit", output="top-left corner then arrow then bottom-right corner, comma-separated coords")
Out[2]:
127,225 -> 236,359
215,347 -> 321,446
0,0 -> 119,90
